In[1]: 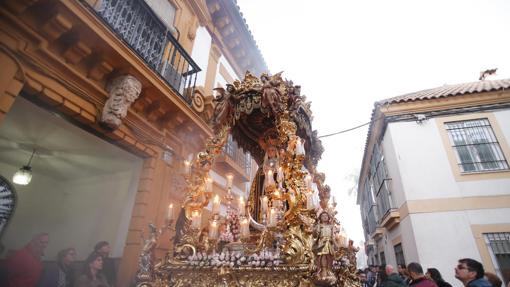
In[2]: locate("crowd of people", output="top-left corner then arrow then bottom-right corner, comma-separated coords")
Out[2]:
358,259 -> 507,287
0,233 -> 117,287
2,232 -> 508,287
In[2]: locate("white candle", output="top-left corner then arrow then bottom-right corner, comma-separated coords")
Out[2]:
208,220 -> 218,239
238,196 -> 245,216
205,177 -> 213,193
306,192 -> 314,210
226,173 -> 234,189
277,167 -> 284,184
240,218 -> 250,238
212,195 -> 220,214
265,170 -> 275,187
295,138 -> 305,156
305,175 -> 312,190
261,196 -> 268,213
183,160 -> 191,174
167,203 -> 174,220
191,210 -> 201,229
268,208 -> 277,227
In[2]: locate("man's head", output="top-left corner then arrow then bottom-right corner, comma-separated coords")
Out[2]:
386,264 -> 395,276
398,264 -> 407,274
29,233 -> 49,258
407,262 -> 424,280
455,258 -> 484,284
94,241 -> 111,257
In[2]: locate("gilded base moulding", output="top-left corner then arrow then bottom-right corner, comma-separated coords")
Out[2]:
138,264 -> 360,287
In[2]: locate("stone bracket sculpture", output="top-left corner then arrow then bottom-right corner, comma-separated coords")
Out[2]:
100,74 -> 142,130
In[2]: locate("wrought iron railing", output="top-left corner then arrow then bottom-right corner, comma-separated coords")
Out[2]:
90,0 -> 201,104
223,135 -> 252,176
367,207 -> 378,234
376,181 -> 392,220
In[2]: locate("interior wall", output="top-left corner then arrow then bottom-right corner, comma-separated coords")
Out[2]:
0,97 -> 143,261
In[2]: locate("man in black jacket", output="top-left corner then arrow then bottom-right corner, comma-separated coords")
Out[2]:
382,265 -> 408,287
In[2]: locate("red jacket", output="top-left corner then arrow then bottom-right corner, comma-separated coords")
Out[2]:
411,277 -> 439,287
5,246 -> 43,287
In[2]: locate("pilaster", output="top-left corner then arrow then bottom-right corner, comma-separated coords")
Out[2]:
204,43 -> 222,95
0,50 -> 24,124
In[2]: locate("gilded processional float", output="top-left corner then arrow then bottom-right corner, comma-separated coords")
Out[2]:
136,72 -> 361,287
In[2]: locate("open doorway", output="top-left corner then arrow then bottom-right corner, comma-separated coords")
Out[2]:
0,96 -> 143,262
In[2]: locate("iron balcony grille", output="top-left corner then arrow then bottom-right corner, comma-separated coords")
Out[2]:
90,0 -> 201,104
223,135 -> 252,176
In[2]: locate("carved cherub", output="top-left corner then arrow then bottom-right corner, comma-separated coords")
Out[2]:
260,72 -> 282,115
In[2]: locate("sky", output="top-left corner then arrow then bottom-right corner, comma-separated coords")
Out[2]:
236,0 -> 510,245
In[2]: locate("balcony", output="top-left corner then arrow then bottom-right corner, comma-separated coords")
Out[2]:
380,209 -> 400,230
91,0 -> 200,104
214,136 -> 252,184
371,227 -> 385,241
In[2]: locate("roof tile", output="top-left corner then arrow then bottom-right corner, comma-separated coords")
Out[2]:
378,78 -> 510,105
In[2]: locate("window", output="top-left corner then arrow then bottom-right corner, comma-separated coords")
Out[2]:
394,243 -> 405,267
445,119 -> 509,173
380,251 -> 386,266
484,232 -> 510,285
369,144 -> 392,219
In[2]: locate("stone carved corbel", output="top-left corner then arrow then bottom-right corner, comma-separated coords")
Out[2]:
100,74 -> 142,130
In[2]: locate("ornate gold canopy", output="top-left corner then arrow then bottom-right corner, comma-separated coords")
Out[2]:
135,72 -> 360,287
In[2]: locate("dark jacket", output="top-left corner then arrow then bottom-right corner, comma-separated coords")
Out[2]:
101,257 -> 116,286
36,263 -> 73,287
435,280 -> 452,287
467,278 -> 492,287
410,277 -> 438,287
382,273 -> 408,287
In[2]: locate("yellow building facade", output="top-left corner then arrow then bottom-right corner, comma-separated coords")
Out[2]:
0,0 -> 267,285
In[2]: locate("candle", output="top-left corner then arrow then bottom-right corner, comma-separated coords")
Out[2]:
191,210 -> 201,229
268,208 -> 277,227
238,196 -> 245,216
226,173 -> 234,189
277,167 -> 284,184
265,170 -> 275,187
205,177 -> 213,193
212,195 -> 220,214
306,192 -> 314,210
261,196 -> 268,213
295,138 -> 305,156
305,175 -> 312,190
183,160 -> 191,174
167,203 -> 174,220
240,218 -> 250,238
208,220 -> 218,239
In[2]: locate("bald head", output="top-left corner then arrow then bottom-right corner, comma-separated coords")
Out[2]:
386,265 -> 395,275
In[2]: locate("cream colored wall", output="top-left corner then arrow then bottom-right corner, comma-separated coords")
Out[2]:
191,26 -> 212,87
386,120 -> 460,200
378,109 -> 510,286
381,127 -> 407,208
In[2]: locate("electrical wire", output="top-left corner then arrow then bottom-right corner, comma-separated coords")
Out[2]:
318,115 -> 385,139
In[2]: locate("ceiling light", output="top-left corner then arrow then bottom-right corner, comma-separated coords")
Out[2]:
13,149 -> 36,185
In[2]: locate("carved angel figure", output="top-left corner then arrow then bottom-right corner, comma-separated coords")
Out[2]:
313,211 -> 338,285
260,73 -> 282,115
138,223 -> 161,277
101,75 -> 142,130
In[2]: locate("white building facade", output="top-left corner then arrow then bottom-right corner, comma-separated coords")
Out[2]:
357,78 -> 510,286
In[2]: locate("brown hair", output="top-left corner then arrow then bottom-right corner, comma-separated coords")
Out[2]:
484,272 -> 502,287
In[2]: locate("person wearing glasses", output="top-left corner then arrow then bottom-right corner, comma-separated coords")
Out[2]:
455,258 -> 492,287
